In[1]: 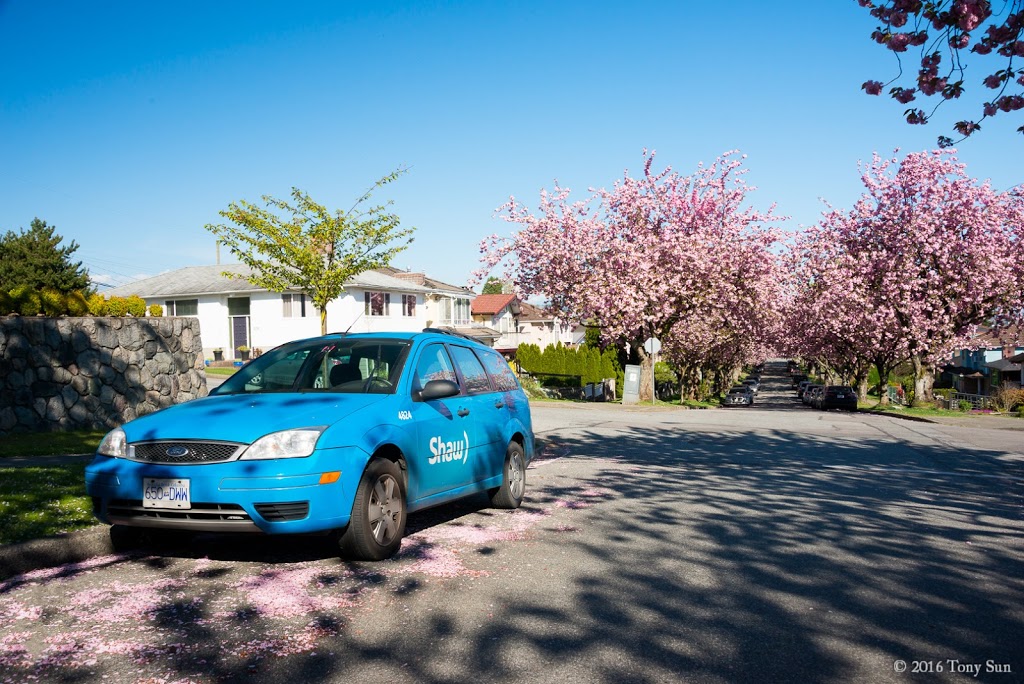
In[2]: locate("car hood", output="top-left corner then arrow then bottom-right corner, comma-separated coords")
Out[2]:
120,392 -> 389,444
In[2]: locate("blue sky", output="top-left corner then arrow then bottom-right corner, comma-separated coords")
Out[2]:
2,1 -> 1021,291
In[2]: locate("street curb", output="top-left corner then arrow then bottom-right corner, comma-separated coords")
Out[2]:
0,525 -> 112,582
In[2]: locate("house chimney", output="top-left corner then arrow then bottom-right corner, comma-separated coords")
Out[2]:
395,272 -> 426,286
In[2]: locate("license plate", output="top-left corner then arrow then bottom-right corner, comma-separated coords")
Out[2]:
837,394 -> 845,398
143,478 -> 191,509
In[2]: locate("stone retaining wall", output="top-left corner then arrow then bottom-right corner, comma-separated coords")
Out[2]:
0,316 -> 208,433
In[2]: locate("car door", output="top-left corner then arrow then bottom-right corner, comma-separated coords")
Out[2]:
408,342 -> 478,499
445,344 -> 501,486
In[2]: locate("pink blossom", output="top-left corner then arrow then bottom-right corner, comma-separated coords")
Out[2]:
983,73 -> 1003,88
863,80 -> 884,95
887,32 -> 912,51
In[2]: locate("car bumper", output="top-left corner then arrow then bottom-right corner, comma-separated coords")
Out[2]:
84,446 -> 369,534
821,400 -> 858,410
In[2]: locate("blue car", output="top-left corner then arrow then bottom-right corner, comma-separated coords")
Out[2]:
85,329 -> 535,560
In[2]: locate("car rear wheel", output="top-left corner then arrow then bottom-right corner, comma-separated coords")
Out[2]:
489,441 -> 526,509
338,458 -> 407,561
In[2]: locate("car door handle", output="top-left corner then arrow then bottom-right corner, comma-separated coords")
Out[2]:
494,400 -> 505,409
457,408 -> 470,417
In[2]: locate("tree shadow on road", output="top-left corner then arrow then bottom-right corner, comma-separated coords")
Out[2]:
2,424 -> 1022,683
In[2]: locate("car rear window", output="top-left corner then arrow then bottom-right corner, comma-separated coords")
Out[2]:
449,345 -> 493,394
477,349 -> 520,392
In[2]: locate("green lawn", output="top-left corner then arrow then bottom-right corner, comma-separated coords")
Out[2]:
205,366 -> 237,377
859,401 -> 1022,420
0,464 -> 95,545
0,429 -> 106,458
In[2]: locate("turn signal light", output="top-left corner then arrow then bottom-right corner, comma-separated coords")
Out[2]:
319,471 -> 341,485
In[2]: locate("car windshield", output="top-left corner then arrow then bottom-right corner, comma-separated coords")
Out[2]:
212,339 -> 410,395
729,387 -> 749,394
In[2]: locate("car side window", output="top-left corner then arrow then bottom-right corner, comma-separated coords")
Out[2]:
412,343 -> 459,393
477,349 -> 520,392
449,345 -> 493,395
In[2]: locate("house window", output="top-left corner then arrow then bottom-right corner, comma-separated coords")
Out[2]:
282,293 -> 307,318
401,294 -> 416,317
364,291 -> 391,316
164,299 -> 198,316
454,297 -> 470,325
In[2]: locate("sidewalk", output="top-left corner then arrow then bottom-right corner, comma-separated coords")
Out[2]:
897,413 -> 1024,431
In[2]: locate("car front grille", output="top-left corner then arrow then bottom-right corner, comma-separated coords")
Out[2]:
105,498 -> 257,532
130,441 -> 244,464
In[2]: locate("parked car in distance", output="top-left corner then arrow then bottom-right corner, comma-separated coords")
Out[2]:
85,329 -> 535,561
723,386 -> 755,406
797,380 -> 812,398
791,373 -> 808,389
803,383 -> 824,406
742,378 -> 760,394
820,385 -> 858,411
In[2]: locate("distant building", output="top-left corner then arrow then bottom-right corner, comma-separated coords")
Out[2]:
106,265 -> 489,359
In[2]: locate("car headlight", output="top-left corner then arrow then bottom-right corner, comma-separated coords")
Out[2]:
241,428 -> 325,460
97,427 -> 128,458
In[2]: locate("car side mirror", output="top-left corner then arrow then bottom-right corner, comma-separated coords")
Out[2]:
418,379 -> 460,401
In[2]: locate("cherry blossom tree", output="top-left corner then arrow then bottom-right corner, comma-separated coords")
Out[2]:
475,151 -> 786,401
857,0 -> 1024,146
786,218 -> 909,401
791,149 -> 1024,404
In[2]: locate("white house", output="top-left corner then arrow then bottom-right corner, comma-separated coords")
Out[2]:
106,264 -> 459,360
471,294 -> 584,354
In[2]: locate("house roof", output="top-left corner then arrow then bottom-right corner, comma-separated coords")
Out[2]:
471,293 -> 519,316
966,325 -> 1024,349
376,266 -> 474,296
1010,352 -> 1024,364
106,264 -> 432,298
984,358 -> 1022,372
518,301 -> 555,321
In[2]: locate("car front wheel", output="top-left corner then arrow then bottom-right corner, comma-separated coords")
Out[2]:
339,458 -> 407,561
489,441 -> 526,509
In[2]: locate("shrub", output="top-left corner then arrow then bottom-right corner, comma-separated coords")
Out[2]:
106,296 -> 129,317
0,290 -> 12,315
66,291 -> 90,316
8,285 -> 31,314
39,287 -> 66,316
125,295 -> 146,317
992,387 -> 1024,413
87,293 -> 108,316
957,400 -> 973,412
147,303 -> 163,317
8,285 -> 42,316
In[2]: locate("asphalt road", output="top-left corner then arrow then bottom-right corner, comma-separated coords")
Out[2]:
1,365 -> 1022,683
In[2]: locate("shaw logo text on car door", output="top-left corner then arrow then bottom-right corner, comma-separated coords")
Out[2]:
429,431 -> 470,465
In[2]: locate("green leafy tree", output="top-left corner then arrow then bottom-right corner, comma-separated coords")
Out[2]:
206,170 -> 415,334
0,218 -> 90,293
482,277 -> 506,294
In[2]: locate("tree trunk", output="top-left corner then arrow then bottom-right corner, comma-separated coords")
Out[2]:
874,360 -> 891,406
853,367 -> 869,402
319,307 -> 328,336
911,355 -> 935,407
637,347 -> 654,402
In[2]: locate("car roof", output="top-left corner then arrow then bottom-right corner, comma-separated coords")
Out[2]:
291,329 -> 491,347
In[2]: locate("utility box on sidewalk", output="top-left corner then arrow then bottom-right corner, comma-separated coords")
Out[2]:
623,364 -> 641,404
